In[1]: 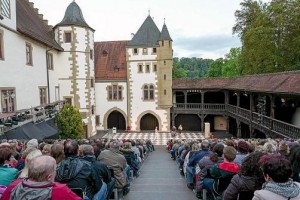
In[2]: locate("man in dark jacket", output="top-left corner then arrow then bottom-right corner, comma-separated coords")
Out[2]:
55,140 -> 95,199
81,144 -> 115,200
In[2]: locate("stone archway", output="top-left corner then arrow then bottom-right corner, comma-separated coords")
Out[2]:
136,110 -> 162,131
140,114 -> 159,131
103,107 -> 127,130
107,111 -> 126,130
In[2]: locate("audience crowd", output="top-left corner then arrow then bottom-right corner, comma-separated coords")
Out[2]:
0,138 -> 155,200
167,137 -> 300,200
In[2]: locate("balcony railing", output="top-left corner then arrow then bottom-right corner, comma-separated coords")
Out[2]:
173,103 -> 300,139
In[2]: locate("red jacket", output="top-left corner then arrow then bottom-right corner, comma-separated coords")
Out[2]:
1,179 -> 82,200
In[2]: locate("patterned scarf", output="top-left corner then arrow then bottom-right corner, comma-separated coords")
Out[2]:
263,179 -> 300,198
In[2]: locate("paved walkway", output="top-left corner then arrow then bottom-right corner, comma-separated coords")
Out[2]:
124,146 -> 198,200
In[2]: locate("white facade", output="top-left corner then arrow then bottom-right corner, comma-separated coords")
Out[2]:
95,81 -> 127,130
127,48 -> 169,131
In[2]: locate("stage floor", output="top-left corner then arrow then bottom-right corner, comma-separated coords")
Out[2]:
102,132 -> 205,145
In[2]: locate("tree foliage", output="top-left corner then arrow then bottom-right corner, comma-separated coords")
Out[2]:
206,47 -> 242,77
234,0 -> 300,74
172,57 -> 213,78
55,104 -> 83,139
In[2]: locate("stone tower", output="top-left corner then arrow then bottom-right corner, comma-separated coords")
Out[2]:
126,15 -> 173,131
53,1 -> 96,137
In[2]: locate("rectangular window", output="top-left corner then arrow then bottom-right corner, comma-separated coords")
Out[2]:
153,64 -> 157,72
133,48 -> 138,54
108,86 -> 113,100
153,48 -> 157,54
64,32 -> 72,43
143,48 -> 147,54
162,41 -> 164,46
64,97 -> 72,105
164,60 -> 166,65
0,32 -> 3,60
96,115 -> 100,126
1,89 -> 15,113
138,65 -> 143,73
26,43 -> 33,65
90,49 -> 93,60
118,86 -> 122,99
0,0 -> 11,19
108,85 -> 122,101
47,52 -> 53,70
164,89 -> 167,95
164,74 -> 166,80
39,87 -> 47,105
146,65 -> 150,73
113,85 -> 118,100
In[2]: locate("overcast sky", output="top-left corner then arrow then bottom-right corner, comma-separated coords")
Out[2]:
30,0 -> 265,59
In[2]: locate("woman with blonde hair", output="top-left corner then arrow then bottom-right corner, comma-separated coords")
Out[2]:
18,149 -> 42,179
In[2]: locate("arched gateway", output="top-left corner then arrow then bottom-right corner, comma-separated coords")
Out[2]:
107,111 -> 126,130
140,114 -> 159,131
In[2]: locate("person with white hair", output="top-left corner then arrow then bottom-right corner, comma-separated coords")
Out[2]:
1,155 -> 81,200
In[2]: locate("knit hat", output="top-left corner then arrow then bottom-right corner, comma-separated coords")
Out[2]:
27,139 -> 38,149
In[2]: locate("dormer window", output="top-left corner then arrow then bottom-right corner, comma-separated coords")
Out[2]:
133,48 -> 138,54
64,32 -> 72,43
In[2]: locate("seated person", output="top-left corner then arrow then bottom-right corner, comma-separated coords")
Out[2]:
223,151 -> 265,200
98,141 -> 130,195
186,141 -> 211,189
55,140 -> 96,200
0,144 -> 18,187
1,155 -> 81,200
253,154 -> 300,200
204,146 -> 239,198
120,142 -> 140,177
80,144 -> 115,200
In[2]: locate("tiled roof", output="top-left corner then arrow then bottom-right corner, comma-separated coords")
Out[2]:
173,70 -> 300,95
127,15 -> 161,47
17,0 -> 63,51
55,1 -> 94,31
159,23 -> 172,41
94,41 -> 129,81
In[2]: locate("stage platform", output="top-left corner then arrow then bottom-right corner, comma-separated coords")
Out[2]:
101,132 -> 205,145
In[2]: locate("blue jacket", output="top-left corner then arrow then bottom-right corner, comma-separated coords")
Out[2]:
188,150 -> 211,167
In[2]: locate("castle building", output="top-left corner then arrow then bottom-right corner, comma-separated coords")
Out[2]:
95,15 -> 173,132
0,0 -> 96,137
0,0 -> 172,137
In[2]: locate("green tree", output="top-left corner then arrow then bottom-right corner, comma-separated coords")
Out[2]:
173,58 -> 187,78
234,0 -> 300,74
55,104 -> 83,139
206,58 -> 224,77
222,47 -> 242,77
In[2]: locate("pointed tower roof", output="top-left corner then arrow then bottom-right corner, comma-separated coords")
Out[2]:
160,23 -> 172,41
128,15 -> 161,47
55,1 -> 94,31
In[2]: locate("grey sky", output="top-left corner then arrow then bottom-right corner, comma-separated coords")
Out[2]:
30,0 -> 267,59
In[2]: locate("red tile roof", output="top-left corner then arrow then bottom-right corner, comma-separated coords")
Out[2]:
94,41 -> 128,81
17,0 -> 63,51
173,70 -> 300,95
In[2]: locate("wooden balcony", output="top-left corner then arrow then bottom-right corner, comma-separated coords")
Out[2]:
172,103 -> 300,139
